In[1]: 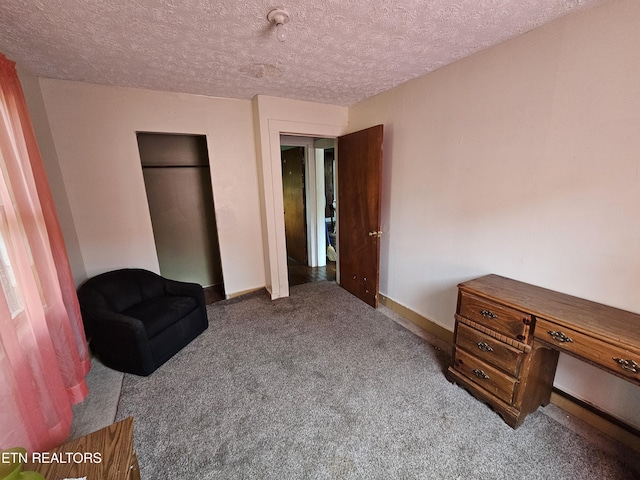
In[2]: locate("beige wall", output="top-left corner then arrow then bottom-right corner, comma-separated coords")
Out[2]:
349,0 -> 640,428
33,79 -> 265,297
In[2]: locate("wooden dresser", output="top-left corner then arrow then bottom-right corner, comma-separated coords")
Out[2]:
446,274 -> 640,428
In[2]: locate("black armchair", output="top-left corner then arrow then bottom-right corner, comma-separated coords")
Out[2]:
77,268 -> 208,376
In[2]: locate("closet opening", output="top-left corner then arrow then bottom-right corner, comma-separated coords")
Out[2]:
137,132 -> 224,304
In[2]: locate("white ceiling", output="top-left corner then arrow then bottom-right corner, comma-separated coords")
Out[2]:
0,0 -> 606,107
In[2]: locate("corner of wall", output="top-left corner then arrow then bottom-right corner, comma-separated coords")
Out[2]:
17,67 -> 87,285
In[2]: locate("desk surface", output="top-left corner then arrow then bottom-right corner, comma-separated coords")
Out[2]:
459,274 -> 640,355
26,417 -> 138,480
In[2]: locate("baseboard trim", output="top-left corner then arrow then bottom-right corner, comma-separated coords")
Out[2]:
227,286 -> 266,300
379,294 -> 453,344
550,390 -> 640,453
379,293 -> 640,453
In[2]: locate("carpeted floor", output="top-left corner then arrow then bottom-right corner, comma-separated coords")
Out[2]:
70,357 -> 123,440
115,281 -> 639,479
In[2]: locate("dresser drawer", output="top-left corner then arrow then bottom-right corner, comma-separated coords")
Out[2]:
456,323 -> 524,377
459,292 -> 531,342
535,318 -> 640,384
452,348 -> 517,404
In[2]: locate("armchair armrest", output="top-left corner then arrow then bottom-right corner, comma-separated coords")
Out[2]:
83,308 -> 155,376
163,277 -> 204,300
162,278 -> 207,331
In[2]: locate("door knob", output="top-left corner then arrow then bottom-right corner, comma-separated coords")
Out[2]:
368,231 -> 382,238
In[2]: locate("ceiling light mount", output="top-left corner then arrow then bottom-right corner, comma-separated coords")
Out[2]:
267,8 -> 290,42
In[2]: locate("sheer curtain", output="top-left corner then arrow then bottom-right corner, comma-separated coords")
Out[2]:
0,53 -> 90,452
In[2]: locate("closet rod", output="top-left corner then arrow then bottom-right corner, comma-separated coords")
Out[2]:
141,164 -> 210,169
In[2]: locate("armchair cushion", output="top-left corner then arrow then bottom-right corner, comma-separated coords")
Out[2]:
123,296 -> 199,337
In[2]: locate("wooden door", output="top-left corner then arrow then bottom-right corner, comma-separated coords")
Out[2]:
281,147 -> 307,264
337,125 -> 383,308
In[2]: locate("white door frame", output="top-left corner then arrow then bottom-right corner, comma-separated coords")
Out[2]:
264,121 -> 347,299
253,96 -> 348,300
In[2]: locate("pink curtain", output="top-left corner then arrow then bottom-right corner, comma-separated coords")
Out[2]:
0,53 -> 90,452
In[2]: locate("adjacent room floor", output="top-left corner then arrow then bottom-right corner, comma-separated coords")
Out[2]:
287,257 -> 336,287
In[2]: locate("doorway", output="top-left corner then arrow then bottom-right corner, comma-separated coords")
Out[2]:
280,136 -> 336,287
137,132 -> 224,303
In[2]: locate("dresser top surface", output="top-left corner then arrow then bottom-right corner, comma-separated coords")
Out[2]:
458,274 -> 640,353
25,417 -> 135,479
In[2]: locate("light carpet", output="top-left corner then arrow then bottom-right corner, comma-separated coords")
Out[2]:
70,356 -> 123,440
115,281 -> 638,479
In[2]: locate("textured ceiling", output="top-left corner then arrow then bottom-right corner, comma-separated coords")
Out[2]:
0,0 -> 606,106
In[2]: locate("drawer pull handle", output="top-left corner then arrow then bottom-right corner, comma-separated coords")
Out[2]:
476,342 -> 494,352
613,358 -> 639,374
547,330 -> 574,343
472,369 -> 490,380
480,309 -> 498,319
